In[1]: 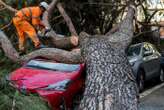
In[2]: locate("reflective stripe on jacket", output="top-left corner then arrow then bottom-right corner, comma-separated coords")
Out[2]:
15,7 -> 43,26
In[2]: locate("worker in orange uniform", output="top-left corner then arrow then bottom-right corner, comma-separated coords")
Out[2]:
13,2 -> 50,54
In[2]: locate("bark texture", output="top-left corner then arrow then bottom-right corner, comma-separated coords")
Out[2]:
79,5 -> 138,110
108,5 -> 135,49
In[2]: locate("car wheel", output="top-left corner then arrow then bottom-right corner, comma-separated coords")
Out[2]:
160,69 -> 164,82
137,70 -> 145,92
72,93 -> 83,110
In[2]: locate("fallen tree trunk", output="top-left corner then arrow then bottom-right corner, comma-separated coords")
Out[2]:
79,4 -> 138,110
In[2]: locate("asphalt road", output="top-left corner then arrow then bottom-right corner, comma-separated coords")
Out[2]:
139,83 -> 164,110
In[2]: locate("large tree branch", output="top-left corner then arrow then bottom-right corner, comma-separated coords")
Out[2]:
45,32 -> 79,49
0,31 -> 82,64
42,1 -> 78,36
42,1 -> 79,49
108,3 -> 136,49
0,31 -> 19,62
42,0 -> 58,28
21,48 -> 82,63
56,3 -> 78,36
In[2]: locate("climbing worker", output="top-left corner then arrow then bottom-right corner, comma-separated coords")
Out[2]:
12,2 -> 50,54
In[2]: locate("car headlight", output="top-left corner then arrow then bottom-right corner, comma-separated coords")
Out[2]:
42,79 -> 72,91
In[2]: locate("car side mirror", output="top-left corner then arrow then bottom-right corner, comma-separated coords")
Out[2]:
144,51 -> 153,57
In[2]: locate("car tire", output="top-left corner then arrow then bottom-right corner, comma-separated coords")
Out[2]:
160,69 -> 164,82
137,70 -> 145,92
72,93 -> 83,110
60,97 -> 67,110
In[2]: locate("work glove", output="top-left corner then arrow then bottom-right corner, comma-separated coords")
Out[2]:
37,30 -> 45,38
40,27 -> 51,37
37,27 -> 51,37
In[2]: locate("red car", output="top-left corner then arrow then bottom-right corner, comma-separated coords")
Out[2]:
9,59 -> 85,110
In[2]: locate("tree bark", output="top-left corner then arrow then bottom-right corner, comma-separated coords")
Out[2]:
0,30 -> 19,62
79,4 -> 138,110
44,31 -> 79,49
108,5 -> 136,50
79,37 -> 138,110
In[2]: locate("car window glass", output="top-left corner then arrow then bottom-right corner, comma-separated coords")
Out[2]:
127,44 -> 141,57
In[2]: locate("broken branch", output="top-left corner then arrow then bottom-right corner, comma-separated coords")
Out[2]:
57,3 -> 78,36
0,0 -> 17,12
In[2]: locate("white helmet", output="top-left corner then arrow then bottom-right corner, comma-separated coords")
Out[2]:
39,2 -> 49,10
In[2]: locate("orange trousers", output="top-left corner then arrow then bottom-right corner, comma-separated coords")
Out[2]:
13,17 -> 40,51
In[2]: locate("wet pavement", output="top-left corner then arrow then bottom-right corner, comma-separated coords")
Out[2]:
139,84 -> 164,110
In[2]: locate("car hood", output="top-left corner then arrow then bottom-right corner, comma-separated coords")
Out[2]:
9,67 -> 80,90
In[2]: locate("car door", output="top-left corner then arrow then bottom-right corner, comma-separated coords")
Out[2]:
142,43 -> 155,80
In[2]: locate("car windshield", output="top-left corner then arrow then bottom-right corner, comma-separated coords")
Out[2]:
127,44 -> 141,57
26,60 -> 80,72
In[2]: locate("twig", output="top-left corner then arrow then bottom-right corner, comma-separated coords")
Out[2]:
148,8 -> 164,11
82,2 -> 126,6
50,15 -> 62,22
0,7 -> 6,11
137,20 -> 164,27
0,20 -> 12,30
0,0 -> 17,12
134,29 -> 158,38
11,98 -> 16,110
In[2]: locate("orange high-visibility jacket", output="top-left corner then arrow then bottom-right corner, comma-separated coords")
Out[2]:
15,6 -> 44,27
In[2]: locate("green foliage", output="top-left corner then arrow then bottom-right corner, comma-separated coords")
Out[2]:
0,86 -> 50,110
0,50 -> 50,110
0,50 -> 20,76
